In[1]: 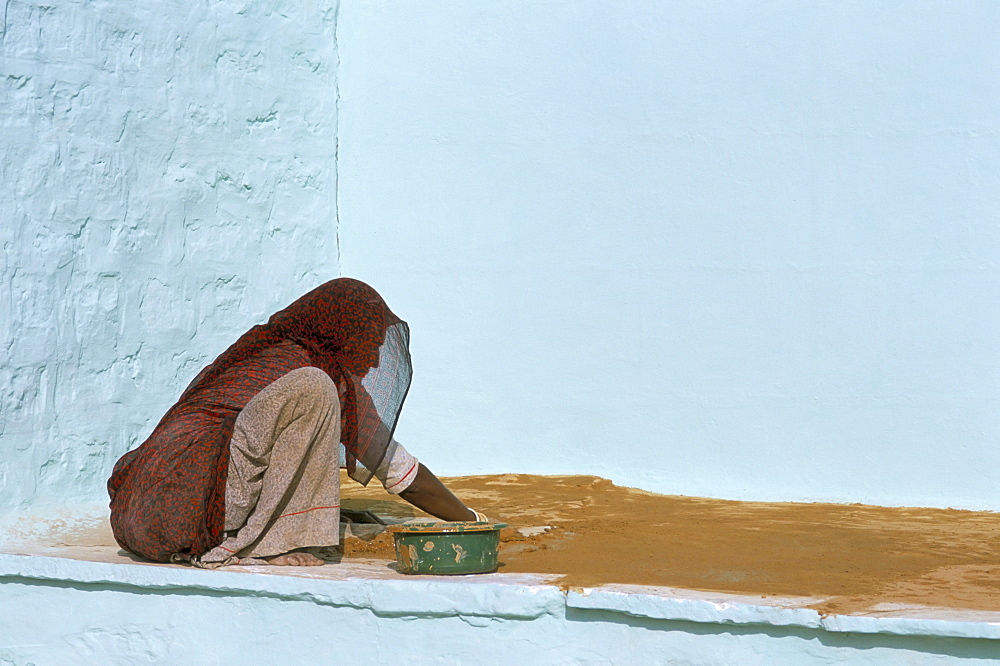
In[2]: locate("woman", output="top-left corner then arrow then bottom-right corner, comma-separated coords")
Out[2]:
108,278 -> 482,567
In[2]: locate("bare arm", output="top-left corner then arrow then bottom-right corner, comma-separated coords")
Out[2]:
398,463 -> 477,522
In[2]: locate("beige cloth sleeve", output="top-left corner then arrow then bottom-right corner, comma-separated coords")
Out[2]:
375,439 -> 419,494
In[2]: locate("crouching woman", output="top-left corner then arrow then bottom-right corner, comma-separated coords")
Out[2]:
108,278 -> 481,566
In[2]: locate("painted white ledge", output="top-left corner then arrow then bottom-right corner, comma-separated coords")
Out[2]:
821,613 -> 1000,641
3,552 -> 1000,642
567,585 -> 825,628
0,553 -> 564,621
567,586 -> 1000,640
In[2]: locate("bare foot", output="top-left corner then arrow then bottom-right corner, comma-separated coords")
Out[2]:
263,550 -> 325,566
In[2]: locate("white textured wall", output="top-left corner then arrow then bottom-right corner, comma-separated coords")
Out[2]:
0,0 -> 340,507
337,1 -> 1000,509
4,1 -> 1000,511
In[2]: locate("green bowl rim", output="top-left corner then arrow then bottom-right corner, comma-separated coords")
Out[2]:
389,520 -> 508,534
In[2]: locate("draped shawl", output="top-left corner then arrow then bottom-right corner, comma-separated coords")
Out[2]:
107,278 -> 412,562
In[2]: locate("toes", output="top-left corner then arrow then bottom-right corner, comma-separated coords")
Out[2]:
299,553 -> 324,566
273,552 -> 324,566
262,550 -> 325,566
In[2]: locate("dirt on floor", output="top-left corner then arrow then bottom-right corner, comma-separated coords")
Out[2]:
340,472 -> 1000,616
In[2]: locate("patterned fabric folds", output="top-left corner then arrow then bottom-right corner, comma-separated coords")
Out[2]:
107,278 -> 412,562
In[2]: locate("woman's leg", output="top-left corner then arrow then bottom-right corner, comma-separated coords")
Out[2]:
196,366 -> 342,567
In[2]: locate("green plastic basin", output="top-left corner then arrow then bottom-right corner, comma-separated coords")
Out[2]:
390,521 -> 508,575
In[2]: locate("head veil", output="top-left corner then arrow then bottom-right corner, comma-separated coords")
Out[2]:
182,277 -> 413,484
266,278 -> 413,483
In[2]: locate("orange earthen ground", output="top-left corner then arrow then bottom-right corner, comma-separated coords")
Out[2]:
341,472 -> 1000,615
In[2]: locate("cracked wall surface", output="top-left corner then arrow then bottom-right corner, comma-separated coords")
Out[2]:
0,0 -> 340,508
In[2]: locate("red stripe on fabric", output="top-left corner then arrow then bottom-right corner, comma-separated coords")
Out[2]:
219,545 -> 236,553
386,462 -> 418,490
278,505 -> 340,519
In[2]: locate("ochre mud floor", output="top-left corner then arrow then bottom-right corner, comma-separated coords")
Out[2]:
341,472 -> 1000,615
